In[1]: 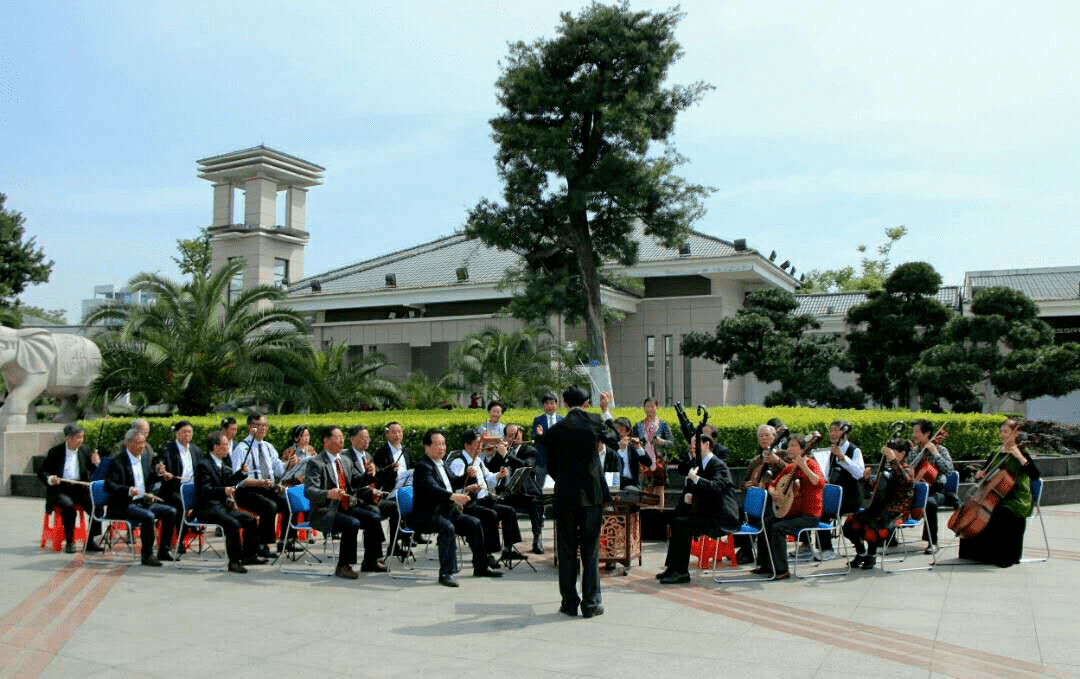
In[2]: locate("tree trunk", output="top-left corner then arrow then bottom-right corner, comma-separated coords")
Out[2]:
568,212 -> 614,402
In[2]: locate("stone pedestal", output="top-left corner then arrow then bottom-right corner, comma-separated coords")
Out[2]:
0,424 -> 63,496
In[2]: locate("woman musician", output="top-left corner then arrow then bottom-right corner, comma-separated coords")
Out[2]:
843,439 -> 914,570
907,419 -> 954,554
958,418 -> 1039,568
734,420 -> 787,564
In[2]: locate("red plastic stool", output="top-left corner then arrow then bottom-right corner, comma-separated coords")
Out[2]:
40,507 -> 87,551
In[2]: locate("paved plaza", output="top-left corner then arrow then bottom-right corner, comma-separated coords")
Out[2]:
2,495 -> 1079,679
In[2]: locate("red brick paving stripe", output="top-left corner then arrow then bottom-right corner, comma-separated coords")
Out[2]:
614,571 -> 1055,679
8,568 -> 98,646
0,565 -> 78,637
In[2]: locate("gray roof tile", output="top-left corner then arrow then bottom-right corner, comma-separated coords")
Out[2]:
966,266 -> 1080,300
795,286 -> 961,316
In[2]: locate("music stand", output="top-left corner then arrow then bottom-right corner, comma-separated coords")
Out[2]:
496,467 -> 538,572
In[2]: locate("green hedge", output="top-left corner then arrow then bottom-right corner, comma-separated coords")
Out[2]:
79,405 -> 1008,466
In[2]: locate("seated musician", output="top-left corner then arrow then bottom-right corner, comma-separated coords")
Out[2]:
487,424 -> 545,554
372,421 -> 413,495
908,419 -> 955,554
153,420 -> 203,552
605,416 -> 654,490
412,428 -> 502,587
755,432 -> 824,579
446,430 -> 525,564
815,420 -> 865,560
842,439 -> 913,569
735,421 -> 786,564
958,418 -> 1040,568
279,424 -> 315,485
40,423 -> 101,553
343,424 -> 399,557
230,413 -> 287,558
303,426 -> 387,579
656,433 -> 740,584
104,428 -> 176,567
195,432 -> 264,573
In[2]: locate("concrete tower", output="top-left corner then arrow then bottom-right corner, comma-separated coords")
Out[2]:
198,145 -> 324,297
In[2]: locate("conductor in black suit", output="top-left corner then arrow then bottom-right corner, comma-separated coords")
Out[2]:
39,423 -> 100,553
539,386 -> 619,618
656,433 -> 740,584
194,432 -> 262,573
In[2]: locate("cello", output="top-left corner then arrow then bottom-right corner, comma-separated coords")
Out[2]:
946,426 -> 1024,540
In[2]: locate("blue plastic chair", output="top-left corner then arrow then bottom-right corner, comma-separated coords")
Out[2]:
276,485 -> 333,574
1021,478 -> 1050,563
173,483 -> 226,567
388,486 -> 441,579
83,479 -> 137,561
793,484 -> 849,578
714,486 -> 776,583
881,482 -> 935,572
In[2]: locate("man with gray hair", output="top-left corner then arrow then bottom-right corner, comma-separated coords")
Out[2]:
104,427 -> 176,566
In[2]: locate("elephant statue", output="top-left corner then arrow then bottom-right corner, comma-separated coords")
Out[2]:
0,327 -> 102,426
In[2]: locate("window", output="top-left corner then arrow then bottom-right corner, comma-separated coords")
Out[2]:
645,335 -> 656,399
273,257 -> 289,288
663,335 -> 674,406
227,257 -> 244,303
682,334 -> 692,403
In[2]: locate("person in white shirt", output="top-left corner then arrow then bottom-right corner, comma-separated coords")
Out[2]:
230,413 -> 286,558
153,420 -> 203,550
445,430 -> 524,564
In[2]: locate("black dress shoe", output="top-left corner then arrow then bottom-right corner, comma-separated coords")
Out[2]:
532,536 -> 544,555
65,543 -> 76,554
750,566 -> 773,576
84,541 -> 104,553
581,605 -> 605,619
256,546 -> 274,559
659,572 -> 691,585
413,535 -> 429,545
487,555 -> 501,570
773,571 -> 791,580
559,603 -> 578,617
860,556 -> 876,570
473,568 -> 503,578
849,555 -> 867,569
156,551 -> 175,562
141,555 -> 162,567
655,568 -> 672,580
243,556 -> 269,566
334,565 -> 359,579
438,574 -> 459,587
228,561 -> 248,574
361,560 -> 388,573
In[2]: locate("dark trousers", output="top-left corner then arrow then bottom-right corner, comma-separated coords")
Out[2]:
200,506 -> 258,562
503,492 -> 544,535
344,505 -> 385,565
235,487 -> 282,545
48,489 -> 92,544
476,496 -> 522,549
759,514 -> 819,574
427,511 -> 484,577
664,514 -> 713,575
464,502 -> 502,553
121,502 -> 176,557
329,511 -> 361,568
555,506 -> 602,612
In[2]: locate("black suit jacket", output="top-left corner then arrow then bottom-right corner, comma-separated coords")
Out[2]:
411,454 -> 457,521
39,443 -> 96,506
539,408 -> 618,511
104,450 -> 162,515
372,443 -> 411,493
683,454 -> 740,534
154,440 -> 204,500
194,455 -> 245,515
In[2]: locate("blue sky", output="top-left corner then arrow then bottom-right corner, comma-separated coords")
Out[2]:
2,1 -> 1078,321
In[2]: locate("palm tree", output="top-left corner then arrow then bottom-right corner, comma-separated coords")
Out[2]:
83,260 -> 310,415
399,370 -> 458,410
261,342 -> 400,413
450,325 -> 586,407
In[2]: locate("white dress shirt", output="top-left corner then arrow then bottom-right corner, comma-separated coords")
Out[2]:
62,448 -> 80,481
127,451 -> 146,496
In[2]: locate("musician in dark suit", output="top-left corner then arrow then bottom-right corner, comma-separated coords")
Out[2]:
153,420 -> 204,547
39,423 -> 99,553
539,386 -> 619,618
104,427 -> 176,567
489,424 -> 545,554
412,429 -> 502,587
344,424 -> 399,555
195,432 -> 263,573
531,393 -> 562,491
304,426 -> 387,579
657,434 -> 740,584
372,421 -> 412,493
603,417 -> 654,489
